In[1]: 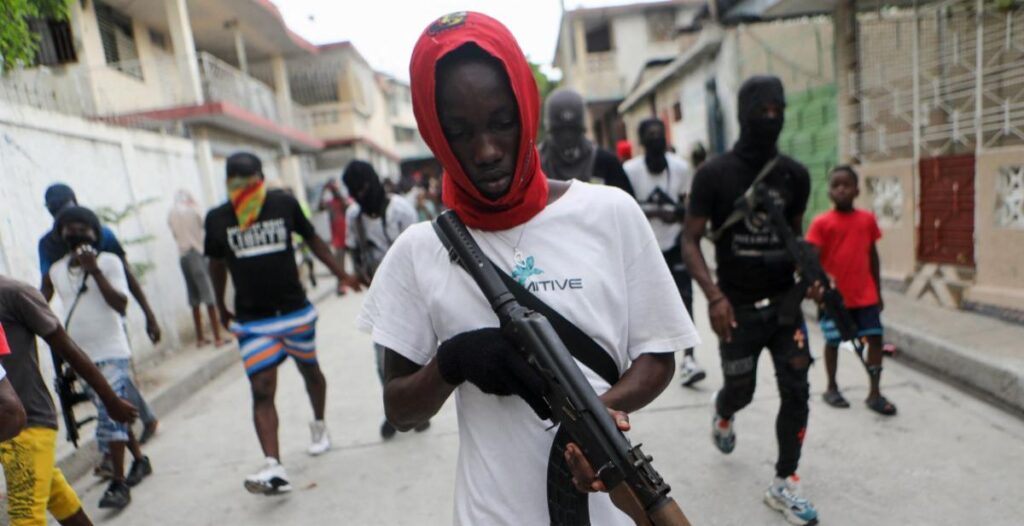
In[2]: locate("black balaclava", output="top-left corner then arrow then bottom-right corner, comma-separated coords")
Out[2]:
734,75 -> 786,167
540,88 -> 595,181
55,206 -> 102,250
342,160 -> 386,215
639,118 -> 668,174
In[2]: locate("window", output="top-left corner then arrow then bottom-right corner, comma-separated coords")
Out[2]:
30,18 -> 77,66
585,22 -> 612,53
646,8 -> 676,42
995,166 -> 1024,229
672,102 -> 683,122
96,1 -> 142,79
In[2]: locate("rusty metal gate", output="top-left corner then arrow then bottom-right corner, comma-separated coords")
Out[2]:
918,154 -> 975,266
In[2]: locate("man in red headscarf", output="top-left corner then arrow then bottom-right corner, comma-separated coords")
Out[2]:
357,12 -> 699,525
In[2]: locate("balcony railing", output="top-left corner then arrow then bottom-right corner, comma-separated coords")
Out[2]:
199,52 -> 280,124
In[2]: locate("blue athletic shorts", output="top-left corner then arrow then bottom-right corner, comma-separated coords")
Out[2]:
231,303 -> 318,376
84,358 -> 133,443
819,304 -> 883,346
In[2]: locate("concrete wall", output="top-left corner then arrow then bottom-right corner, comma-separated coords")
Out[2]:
966,146 -> 1024,311
856,158 -> 918,281
0,103 -> 212,361
611,13 -> 683,93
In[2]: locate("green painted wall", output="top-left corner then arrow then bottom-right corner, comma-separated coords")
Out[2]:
778,83 -> 839,227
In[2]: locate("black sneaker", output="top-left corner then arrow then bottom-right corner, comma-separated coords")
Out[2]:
98,480 -> 131,509
380,420 -> 397,440
126,456 -> 153,487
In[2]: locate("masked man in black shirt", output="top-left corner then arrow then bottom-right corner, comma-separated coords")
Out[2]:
205,152 -> 361,496
539,88 -> 633,194
682,76 -> 819,526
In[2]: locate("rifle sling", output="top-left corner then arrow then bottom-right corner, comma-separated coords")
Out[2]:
706,156 -> 780,242
433,223 -> 621,386
494,265 -> 621,386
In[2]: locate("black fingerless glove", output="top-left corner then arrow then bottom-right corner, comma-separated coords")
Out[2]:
436,328 -> 551,420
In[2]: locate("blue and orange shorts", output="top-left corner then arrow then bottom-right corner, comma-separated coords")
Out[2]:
819,303 -> 883,346
231,303 -> 318,376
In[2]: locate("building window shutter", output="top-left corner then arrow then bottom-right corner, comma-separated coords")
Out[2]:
96,1 -> 142,79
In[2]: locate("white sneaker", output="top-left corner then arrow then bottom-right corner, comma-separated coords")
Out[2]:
679,355 -> 706,387
244,457 -> 291,495
307,420 -> 331,456
764,474 -> 818,525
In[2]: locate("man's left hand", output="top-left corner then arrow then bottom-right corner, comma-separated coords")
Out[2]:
145,314 -> 162,343
565,408 -> 630,493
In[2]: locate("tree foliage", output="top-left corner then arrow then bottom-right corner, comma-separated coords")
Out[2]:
0,0 -> 72,71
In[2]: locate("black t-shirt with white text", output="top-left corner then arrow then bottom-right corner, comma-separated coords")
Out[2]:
204,190 -> 316,321
688,152 -> 810,305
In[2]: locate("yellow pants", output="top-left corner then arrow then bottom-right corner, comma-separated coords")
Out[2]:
0,427 -> 82,525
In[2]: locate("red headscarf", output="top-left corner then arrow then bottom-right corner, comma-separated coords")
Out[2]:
410,12 -> 549,231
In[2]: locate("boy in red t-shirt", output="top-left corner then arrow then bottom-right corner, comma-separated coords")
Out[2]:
806,166 -> 897,416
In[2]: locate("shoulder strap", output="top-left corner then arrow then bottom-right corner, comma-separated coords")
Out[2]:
432,224 -> 620,385
495,267 -> 620,386
706,156 -> 780,242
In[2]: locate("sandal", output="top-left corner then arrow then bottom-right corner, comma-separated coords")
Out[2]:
822,390 -> 850,408
866,395 -> 897,416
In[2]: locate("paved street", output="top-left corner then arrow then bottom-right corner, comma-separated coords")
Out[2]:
70,291 -> 1024,526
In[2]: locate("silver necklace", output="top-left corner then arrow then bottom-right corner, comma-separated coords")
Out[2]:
495,224 -> 529,266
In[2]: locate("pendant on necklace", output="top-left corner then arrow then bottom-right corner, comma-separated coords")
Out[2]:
513,249 -> 526,267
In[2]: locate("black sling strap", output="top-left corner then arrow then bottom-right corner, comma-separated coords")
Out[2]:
432,223 -> 621,386
494,267 -> 620,386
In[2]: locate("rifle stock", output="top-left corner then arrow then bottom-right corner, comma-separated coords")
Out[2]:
433,211 -> 691,526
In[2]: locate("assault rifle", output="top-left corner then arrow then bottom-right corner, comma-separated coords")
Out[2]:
735,183 -> 869,368
433,211 -> 691,526
50,351 -> 96,447
54,276 -> 97,447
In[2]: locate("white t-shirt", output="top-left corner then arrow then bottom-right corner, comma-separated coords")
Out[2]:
345,195 -> 418,272
623,155 -> 693,252
357,182 -> 700,526
0,363 -> 6,381
49,253 -> 132,362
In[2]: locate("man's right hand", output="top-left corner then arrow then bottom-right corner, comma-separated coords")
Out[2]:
105,397 -> 138,423
709,295 -> 738,342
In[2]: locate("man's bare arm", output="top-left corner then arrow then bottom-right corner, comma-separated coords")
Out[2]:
209,258 -> 232,328
120,256 -> 161,343
598,353 -> 674,413
306,235 -> 361,290
44,328 -> 137,422
681,215 -> 722,301
382,349 -> 455,431
0,377 -> 26,441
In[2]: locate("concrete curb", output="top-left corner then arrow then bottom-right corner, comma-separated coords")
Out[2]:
801,303 -> 1024,417
56,285 -> 338,483
884,321 -> 1024,417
